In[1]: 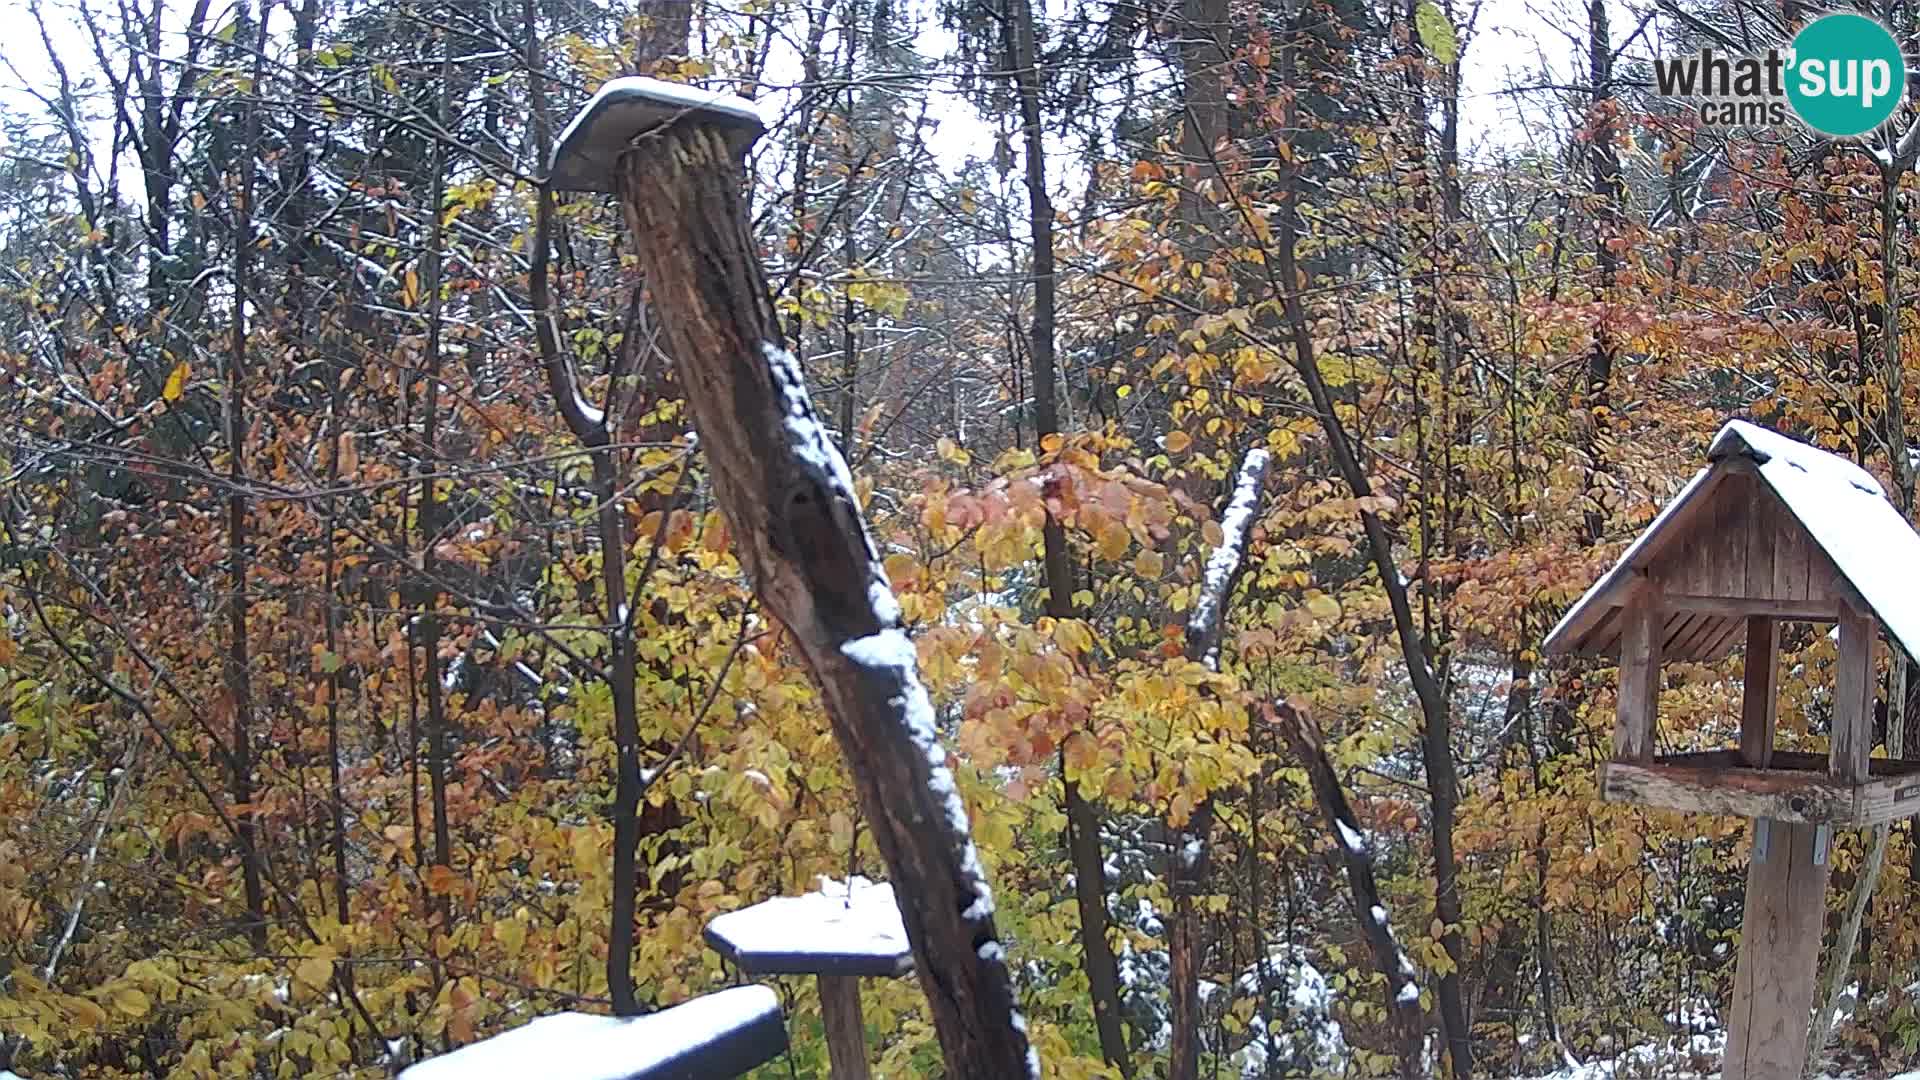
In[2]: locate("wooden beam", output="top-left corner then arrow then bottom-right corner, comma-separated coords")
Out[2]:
1615,600 -> 1662,761
1596,751 -> 1920,827
819,975 -> 872,1080
1673,612 -> 1729,659
1696,616 -> 1748,663
1724,820 -> 1830,1080
1833,601 -> 1878,785
1663,594 -> 1839,621
1741,617 -> 1779,769
614,120 -> 1033,1075
1600,759 -> 1855,824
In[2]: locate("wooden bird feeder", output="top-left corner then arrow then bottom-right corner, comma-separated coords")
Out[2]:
1545,420 -> 1920,1078
398,985 -> 788,1080
705,878 -> 912,1080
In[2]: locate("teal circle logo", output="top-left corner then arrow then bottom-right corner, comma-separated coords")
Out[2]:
1786,13 -> 1906,136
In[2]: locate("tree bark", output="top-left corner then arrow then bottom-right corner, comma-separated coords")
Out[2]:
1272,86 -> 1471,1077
1169,448 -> 1270,1080
1002,0 -> 1131,1067
612,123 -> 1035,1078
1270,700 -> 1425,1075
224,0 -> 269,953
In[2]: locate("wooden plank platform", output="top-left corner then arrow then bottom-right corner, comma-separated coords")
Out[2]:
1600,750 -> 1920,827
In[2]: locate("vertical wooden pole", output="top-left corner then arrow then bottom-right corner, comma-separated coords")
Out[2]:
1614,600 -> 1662,761
1833,602 -> 1878,784
818,975 -> 872,1080
1724,820 -> 1831,1080
1740,616 -> 1779,768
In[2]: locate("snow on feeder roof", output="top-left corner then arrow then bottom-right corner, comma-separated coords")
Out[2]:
549,77 -> 766,193
398,986 -> 786,1080
705,876 -> 912,978
1544,419 -> 1920,664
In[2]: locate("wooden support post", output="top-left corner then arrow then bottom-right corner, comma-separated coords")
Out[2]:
1724,819 -> 1830,1080
1833,601 -> 1878,784
818,975 -> 872,1080
589,88 -> 1034,1075
1741,616 -> 1779,769
1615,600 -> 1662,761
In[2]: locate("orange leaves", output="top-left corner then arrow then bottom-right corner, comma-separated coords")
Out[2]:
423,864 -> 462,896
1062,731 -> 1100,776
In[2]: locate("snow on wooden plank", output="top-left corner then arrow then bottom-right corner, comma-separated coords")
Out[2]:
705,876 -> 913,978
398,986 -> 786,1080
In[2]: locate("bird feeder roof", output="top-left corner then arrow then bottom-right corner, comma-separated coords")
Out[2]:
549,77 -> 766,193
705,876 -> 913,978
1545,420 -> 1920,663
398,985 -> 787,1080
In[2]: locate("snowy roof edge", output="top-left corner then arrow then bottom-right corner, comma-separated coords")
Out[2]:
1543,420 -> 1920,663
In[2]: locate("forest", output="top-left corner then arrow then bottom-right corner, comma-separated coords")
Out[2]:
5,0 -> 1920,1073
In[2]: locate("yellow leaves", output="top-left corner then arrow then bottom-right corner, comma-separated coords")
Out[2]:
1168,791 -> 1194,827
1133,549 -> 1165,578
109,986 -> 150,1019
401,268 -> 420,308
883,552 -> 919,591
64,994 -> 109,1031
1052,618 -> 1096,657
494,915 -> 528,956
162,360 -> 190,401
1415,0 -> 1458,65
1096,521 -> 1131,562
845,273 -> 910,319
295,949 -> 336,991
1162,429 -> 1193,454
937,436 -> 971,465
1063,731 -> 1100,775
1304,593 -> 1342,621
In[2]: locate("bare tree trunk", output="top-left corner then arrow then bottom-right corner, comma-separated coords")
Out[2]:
522,10 -> 646,1017
612,121 -> 1035,1077
418,50 -> 455,933
1002,0 -> 1130,1068
1170,449 -> 1270,1080
324,390 -> 354,1012
1271,72 -> 1471,1076
1271,700 -> 1425,1075
224,0 -> 270,953
1582,0 -> 1621,541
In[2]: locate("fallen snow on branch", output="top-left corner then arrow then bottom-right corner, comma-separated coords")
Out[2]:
1188,448 -> 1270,669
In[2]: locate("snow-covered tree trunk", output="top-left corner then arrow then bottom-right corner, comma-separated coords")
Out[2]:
612,122 -> 1036,1079
1168,447 -> 1269,1080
